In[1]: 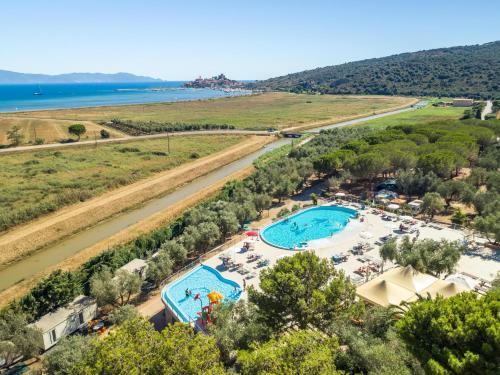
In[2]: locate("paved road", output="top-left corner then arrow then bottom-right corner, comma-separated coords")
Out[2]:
481,100 -> 493,120
310,102 -> 425,132
0,129 -> 272,155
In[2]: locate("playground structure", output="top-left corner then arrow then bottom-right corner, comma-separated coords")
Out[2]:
195,290 -> 223,326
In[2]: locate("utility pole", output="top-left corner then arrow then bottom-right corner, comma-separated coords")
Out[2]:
167,130 -> 170,153
94,131 -> 97,148
33,126 -> 37,142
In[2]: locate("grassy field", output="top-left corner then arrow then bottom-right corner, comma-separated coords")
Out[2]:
0,117 -> 124,145
2,93 -> 416,131
353,104 -> 465,128
0,134 -> 245,232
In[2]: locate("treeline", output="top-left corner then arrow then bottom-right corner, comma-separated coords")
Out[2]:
312,119 -> 500,241
104,119 -> 236,136
248,41 -> 500,99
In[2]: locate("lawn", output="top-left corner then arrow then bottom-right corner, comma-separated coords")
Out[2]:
353,104 -> 465,128
0,134 -> 245,231
2,93 -> 416,131
0,117 -> 124,145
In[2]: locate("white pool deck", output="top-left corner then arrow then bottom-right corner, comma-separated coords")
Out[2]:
203,203 -> 499,298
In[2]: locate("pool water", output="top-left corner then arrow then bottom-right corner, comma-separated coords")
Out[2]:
162,265 -> 241,322
261,206 -> 357,249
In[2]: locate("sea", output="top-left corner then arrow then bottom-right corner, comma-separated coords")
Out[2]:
0,82 -> 251,113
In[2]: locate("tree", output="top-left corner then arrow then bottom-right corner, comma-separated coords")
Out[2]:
90,268 -> 142,308
379,237 -> 398,273
421,192 -> 444,219
436,180 -> 471,209
237,330 -> 341,375
68,124 -> 86,141
42,335 -> 93,375
397,290 -> 500,375
471,191 -> 499,215
467,167 -> 489,188
333,324 -> 423,375
6,125 -> 24,146
159,240 -> 187,266
310,192 -> 318,205
388,150 -> 417,172
248,251 -> 362,332
348,153 -> 389,182
451,209 -> 467,226
473,213 -> 500,244
312,153 -> 342,176
114,270 -> 143,306
252,194 -> 272,216
0,310 -> 41,368
146,251 -> 173,287
108,304 -> 139,325
208,301 -> 271,365
196,221 -> 221,252
394,237 -> 463,277
18,270 -> 82,319
100,129 -> 110,139
78,319 -> 225,374
417,151 -> 457,178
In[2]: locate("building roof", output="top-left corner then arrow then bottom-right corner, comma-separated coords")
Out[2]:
118,258 -> 148,274
33,295 -> 96,332
356,266 -> 469,308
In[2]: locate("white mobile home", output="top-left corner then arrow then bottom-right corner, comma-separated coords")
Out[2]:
33,295 -> 97,350
117,258 -> 148,279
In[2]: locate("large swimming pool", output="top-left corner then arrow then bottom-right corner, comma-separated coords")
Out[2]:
162,264 -> 241,323
261,205 -> 357,249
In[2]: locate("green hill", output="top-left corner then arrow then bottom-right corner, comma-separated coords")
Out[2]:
249,41 -> 500,99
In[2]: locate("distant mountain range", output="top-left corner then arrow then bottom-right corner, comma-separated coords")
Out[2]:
248,41 -> 500,99
0,70 -> 162,84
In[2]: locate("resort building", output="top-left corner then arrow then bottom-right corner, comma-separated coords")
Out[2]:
452,98 -> 474,107
356,266 -> 469,308
32,295 -> 97,350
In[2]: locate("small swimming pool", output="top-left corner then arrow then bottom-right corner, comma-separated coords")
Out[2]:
261,205 -> 357,249
162,264 -> 241,323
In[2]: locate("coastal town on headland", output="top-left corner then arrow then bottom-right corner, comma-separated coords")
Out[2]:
184,73 -> 246,90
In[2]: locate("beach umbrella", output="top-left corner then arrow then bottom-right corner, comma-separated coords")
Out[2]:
246,231 -> 259,237
207,291 -> 224,303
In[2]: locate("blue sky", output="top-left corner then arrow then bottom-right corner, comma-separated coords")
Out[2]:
0,0 -> 498,80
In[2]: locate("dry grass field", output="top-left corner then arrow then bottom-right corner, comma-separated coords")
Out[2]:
0,134 -> 248,233
0,136 -> 271,267
2,93 -> 416,131
0,116 -> 124,145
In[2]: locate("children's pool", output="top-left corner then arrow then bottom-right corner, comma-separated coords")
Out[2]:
261,205 -> 357,249
162,264 -> 241,323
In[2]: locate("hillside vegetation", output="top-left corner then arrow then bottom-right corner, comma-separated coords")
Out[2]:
249,41 -> 500,99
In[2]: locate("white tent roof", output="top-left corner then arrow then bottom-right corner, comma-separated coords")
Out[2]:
356,266 -> 464,308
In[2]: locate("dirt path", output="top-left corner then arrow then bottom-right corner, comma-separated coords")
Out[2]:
0,136 -> 273,267
0,167 -> 256,307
